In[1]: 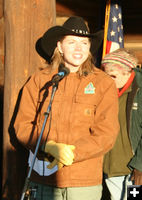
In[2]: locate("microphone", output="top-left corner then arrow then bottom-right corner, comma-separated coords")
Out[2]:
51,63 -> 70,84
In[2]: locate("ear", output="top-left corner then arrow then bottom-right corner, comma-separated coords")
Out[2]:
57,41 -> 63,54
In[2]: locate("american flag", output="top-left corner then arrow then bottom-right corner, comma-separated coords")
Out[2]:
102,0 -> 124,57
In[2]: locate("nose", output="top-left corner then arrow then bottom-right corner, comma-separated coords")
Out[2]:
75,42 -> 82,50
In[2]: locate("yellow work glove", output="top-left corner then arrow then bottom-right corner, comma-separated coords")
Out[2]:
44,140 -> 75,166
45,157 -> 64,170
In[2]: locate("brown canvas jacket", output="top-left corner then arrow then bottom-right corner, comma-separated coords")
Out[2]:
14,66 -> 119,187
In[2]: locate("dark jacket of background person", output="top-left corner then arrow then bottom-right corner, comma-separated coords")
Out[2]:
104,67 -> 142,177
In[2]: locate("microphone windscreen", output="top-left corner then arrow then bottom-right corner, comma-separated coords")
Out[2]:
58,63 -> 70,76
51,63 -> 70,84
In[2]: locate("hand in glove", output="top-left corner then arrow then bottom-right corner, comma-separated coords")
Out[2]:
45,157 -> 64,170
44,140 -> 75,166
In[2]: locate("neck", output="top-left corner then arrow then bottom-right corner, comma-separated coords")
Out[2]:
65,64 -> 80,73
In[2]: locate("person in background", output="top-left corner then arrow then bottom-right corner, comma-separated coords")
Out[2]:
14,16 -> 119,200
101,48 -> 142,200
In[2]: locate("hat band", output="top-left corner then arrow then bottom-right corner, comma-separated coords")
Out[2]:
71,29 -> 89,35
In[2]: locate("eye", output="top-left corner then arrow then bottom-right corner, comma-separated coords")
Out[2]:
69,42 -> 74,44
82,41 -> 88,45
68,40 -> 75,44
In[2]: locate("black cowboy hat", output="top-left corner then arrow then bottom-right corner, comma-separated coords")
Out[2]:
35,16 -> 104,62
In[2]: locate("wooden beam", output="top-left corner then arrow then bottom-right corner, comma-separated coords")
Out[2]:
3,1 -> 56,199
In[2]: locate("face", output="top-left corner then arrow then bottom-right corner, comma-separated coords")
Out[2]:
104,64 -> 132,88
57,35 -> 91,72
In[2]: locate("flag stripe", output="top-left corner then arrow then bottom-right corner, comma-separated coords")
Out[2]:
103,0 -> 124,57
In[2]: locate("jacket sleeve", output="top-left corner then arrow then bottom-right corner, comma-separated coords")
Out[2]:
128,138 -> 142,172
14,72 -> 40,151
73,79 -> 120,162
128,84 -> 142,172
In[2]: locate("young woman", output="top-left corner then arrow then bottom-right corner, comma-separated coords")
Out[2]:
14,16 -> 119,200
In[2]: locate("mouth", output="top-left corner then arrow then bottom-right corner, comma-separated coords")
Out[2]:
73,53 -> 82,59
110,75 -> 116,79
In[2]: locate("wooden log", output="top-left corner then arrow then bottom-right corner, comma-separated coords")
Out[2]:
3,1 -> 56,199
0,0 -> 3,19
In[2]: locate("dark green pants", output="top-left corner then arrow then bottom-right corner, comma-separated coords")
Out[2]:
28,181 -> 102,200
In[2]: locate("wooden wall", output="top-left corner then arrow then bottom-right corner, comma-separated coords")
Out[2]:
2,1 -> 56,199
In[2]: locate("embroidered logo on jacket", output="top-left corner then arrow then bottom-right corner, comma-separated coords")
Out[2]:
84,82 -> 95,94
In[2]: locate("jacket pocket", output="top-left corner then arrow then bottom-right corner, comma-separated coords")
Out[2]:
72,95 -> 97,124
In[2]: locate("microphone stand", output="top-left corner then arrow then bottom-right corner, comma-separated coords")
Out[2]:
20,82 -> 59,200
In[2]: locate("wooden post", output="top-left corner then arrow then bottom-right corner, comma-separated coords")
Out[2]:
3,1 -> 56,199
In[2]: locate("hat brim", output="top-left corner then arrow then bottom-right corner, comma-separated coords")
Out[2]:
35,38 -> 51,63
35,26 -> 104,62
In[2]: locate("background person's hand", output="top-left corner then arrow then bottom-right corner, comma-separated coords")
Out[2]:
131,168 -> 142,185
